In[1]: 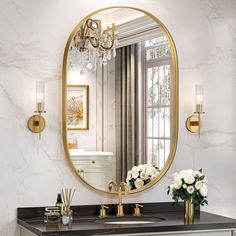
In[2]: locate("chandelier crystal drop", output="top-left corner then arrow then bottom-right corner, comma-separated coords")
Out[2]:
69,18 -> 119,73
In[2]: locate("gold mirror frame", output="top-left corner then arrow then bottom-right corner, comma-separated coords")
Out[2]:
62,6 -> 178,194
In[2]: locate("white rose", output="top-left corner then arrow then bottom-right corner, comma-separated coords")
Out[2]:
132,166 -> 139,172
168,184 -> 175,196
199,184 -> 208,197
179,169 -> 187,178
173,178 -> 182,189
186,169 -> 197,176
187,186 -> 195,194
170,184 -> 175,191
134,178 -> 144,189
137,165 -> 145,172
202,177 -> 208,183
142,164 -> 151,172
150,173 -> 157,180
184,174 -> 195,185
195,181 -> 203,190
126,170 -> 132,181
131,166 -> 139,179
172,172 -> 179,179
146,167 -> 157,176
140,171 -> 149,180
183,184 -> 187,189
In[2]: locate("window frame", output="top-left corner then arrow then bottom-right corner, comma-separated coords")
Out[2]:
143,37 -> 172,169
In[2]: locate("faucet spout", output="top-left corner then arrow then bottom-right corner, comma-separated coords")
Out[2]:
118,182 -> 128,206
108,181 -> 129,217
117,182 -> 129,217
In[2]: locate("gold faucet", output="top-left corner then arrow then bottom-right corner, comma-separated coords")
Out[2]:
108,181 -> 129,217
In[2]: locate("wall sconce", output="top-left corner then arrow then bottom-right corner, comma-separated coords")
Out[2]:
27,81 -> 46,138
186,84 -> 205,137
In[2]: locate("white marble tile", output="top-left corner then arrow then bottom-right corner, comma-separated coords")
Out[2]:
0,0 -> 236,235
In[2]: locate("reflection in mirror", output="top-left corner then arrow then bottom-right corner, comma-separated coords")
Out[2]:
64,7 -> 178,193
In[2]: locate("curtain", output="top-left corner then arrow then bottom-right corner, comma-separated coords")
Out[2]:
115,44 -> 139,183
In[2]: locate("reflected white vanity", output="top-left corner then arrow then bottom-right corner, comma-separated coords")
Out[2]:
70,149 -> 114,190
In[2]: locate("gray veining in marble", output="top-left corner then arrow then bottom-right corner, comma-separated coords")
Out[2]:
0,0 -> 236,235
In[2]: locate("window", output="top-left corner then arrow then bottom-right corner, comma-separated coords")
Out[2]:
144,35 -> 171,169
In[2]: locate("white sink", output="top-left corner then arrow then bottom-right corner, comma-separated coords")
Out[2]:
97,216 -> 165,225
103,220 -> 156,225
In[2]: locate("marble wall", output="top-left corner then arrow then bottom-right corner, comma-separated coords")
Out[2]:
0,0 -> 235,235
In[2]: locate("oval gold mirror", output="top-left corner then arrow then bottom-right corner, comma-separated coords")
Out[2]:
62,7 -> 178,194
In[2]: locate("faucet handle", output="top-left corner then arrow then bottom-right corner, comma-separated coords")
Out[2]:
99,205 -> 109,218
133,204 -> 143,217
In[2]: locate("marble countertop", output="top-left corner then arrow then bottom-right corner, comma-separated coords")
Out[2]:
17,203 -> 236,236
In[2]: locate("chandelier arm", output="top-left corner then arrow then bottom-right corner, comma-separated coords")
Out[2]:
83,22 -> 90,41
91,20 -> 100,31
88,36 -> 99,48
100,41 -> 114,50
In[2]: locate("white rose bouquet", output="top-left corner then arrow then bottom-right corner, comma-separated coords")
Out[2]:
126,164 -> 159,190
167,169 -> 208,206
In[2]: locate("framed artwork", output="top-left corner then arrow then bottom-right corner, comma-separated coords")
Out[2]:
66,85 -> 89,130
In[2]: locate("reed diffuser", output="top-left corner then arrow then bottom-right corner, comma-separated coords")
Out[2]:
61,188 -> 75,226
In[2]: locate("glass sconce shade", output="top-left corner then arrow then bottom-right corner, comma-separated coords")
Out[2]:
195,84 -> 204,113
186,84 -> 205,136
28,81 -> 46,138
36,81 -> 45,113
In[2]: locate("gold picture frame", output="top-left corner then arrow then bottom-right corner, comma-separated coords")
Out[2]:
66,85 -> 89,130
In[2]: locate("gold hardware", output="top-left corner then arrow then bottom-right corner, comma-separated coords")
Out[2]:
108,181 -> 116,192
185,114 -> 200,133
99,205 -> 109,218
133,204 -> 143,217
186,112 -> 205,137
28,114 -> 46,134
108,181 -> 129,217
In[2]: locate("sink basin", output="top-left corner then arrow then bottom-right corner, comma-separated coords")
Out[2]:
96,216 -> 165,225
103,220 -> 156,225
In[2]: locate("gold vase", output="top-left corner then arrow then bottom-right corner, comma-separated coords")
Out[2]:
184,199 -> 194,224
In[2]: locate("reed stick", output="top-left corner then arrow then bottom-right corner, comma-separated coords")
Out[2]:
61,188 -> 75,213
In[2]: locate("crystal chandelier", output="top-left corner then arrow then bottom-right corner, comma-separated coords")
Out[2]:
69,18 -> 118,74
